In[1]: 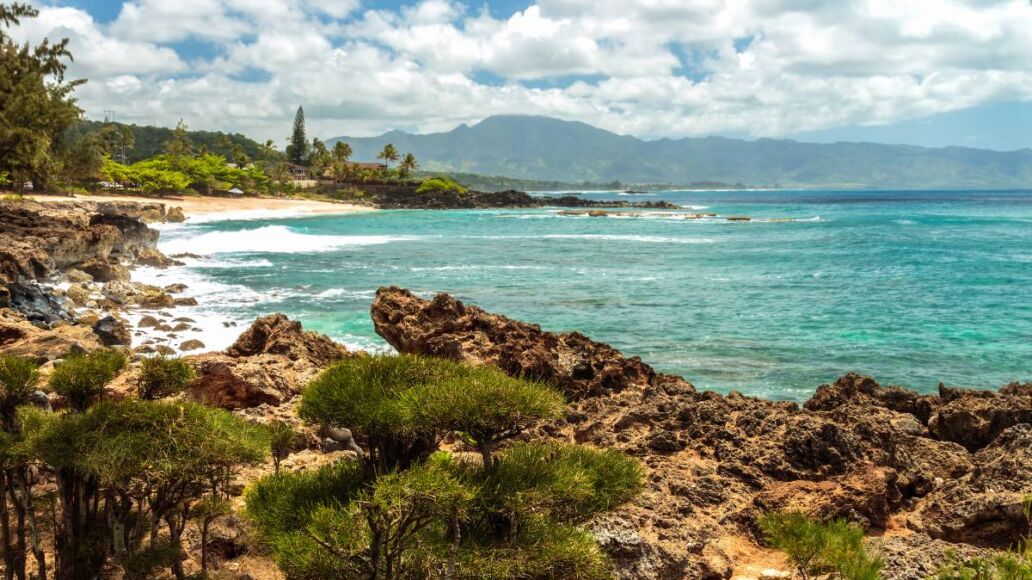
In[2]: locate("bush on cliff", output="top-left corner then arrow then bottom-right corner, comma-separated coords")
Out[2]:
299,354 -> 563,474
48,348 -> 126,411
759,510 -> 883,580
0,354 -> 39,426
416,176 -> 467,195
251,355 -> 641,579
32,399 -> 269,578
138,354 -> 196,399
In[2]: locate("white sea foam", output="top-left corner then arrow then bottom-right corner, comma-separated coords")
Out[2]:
159,225 -> 416,255
543,234 -> 712,243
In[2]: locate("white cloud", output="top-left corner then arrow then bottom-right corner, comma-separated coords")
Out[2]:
9,0 -> 1032,144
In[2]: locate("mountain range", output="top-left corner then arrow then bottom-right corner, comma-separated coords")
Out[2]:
329,115 -> 1032,189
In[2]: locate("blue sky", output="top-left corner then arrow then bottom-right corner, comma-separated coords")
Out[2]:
20,0 -> 1032,149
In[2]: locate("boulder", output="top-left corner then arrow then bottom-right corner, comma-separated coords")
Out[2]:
93,316 -> 131,346
65,284 -> 91,306
187,315 -> 351,410
180,339 -> 205,351
65,268 -> 93,283
165,206 -> 186,223
173,297 -> 198,306
0,308 -> 102,361
164,283 -> 188,294
78,258 -> 131,283
135,248 -> 179,268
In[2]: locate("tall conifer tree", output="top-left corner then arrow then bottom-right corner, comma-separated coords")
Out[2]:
286,105 -> 309,165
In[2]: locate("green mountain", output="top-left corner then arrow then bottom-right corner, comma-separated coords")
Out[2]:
68,120 -> 266,164
329,115 -> 1032,189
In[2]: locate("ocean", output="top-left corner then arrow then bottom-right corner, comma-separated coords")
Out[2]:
138,189 -> 1032,400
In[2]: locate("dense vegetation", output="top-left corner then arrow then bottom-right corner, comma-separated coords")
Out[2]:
0,351 -> 270,579
248,354 -> 642,579
66,119 -> 265,165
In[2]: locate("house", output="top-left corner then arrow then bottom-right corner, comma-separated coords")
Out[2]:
285,162 -> 311,180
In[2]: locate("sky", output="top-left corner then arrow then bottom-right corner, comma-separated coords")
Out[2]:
11,0 -> 1032,150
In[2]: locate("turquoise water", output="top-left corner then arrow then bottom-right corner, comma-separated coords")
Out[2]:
156,189 -> 1032,400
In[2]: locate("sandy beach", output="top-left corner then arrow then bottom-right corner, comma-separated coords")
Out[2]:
30,193 -> 375,220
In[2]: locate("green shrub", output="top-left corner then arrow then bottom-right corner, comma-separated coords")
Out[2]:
759,510 -> 883,580
48,349 -> 126,411
301,354 -> 565,472
0,193 -> 25,202
267,420 -> 301,472
300,354 -> 445,472
403,363 -> 563,467
0,355 -> 39,426
416,176 -> 467,195
138,355 -> 195,399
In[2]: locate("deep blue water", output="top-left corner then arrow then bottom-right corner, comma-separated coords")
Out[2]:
153,189 -> 1032,400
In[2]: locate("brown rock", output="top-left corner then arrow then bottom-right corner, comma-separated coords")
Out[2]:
0,308 -> 102,361
79,258 -> 130,283
226,313 -> 350,367
164,283 -> 188,294
928,383 -> 1032,452
370,286 -> 670,399
138,315 -> 161,328
65,268 -> 93,283
187,315 -> 351,410
908,424 -> 1032,547
165,206 -> 186,223
180,339 -> 206,351
753,463 -> 900,529
173,297 -> 198,307
93,315 -> 131,347
65,284 -> 90,306
135,247 -> 179,268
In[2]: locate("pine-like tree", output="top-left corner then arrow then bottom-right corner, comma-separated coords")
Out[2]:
286,106 -> 309,165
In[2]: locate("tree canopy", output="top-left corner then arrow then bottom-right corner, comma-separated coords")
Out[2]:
0,3 -> 83,190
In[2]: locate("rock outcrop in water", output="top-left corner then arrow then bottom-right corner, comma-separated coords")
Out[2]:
371,286 -> 1032,579
359,186 -> 681,210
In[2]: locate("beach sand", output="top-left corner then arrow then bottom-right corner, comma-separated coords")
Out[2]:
29,193 -> 375,220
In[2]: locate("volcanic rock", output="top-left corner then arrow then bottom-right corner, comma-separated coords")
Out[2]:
187,314 -> 351,410
93,315 -> 131,346
371,286 -> 669,398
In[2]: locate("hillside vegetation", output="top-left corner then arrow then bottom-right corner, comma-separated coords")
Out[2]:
330,115 -> 1032,189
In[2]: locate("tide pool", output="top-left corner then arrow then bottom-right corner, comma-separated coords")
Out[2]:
152,189 -> 1032,400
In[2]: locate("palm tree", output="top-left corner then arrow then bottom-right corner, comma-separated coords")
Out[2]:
332,141 -> 352,163
377,143 -> 399,169
398,153 -> 418,179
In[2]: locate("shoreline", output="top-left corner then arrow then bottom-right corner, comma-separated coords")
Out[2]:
29,193 -> 376,221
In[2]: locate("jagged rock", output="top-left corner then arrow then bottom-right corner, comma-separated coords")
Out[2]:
78,258 -> 131,283
187,315 -> 351,410
0,308 -> 102,361
173,297 -> 198,306
93,315 -> 131,346
0,201 -> 157,291
875,533 -> 994,580
908,424 -> 1032,547
752,463 -> 900,529
928,383 -> 1032,452
135,247 -> 179,268
8,283 -> 68,325
371,286 -> 672,399
65,284 -> 90,306
180,339 -> 205,351
102,280 -> 174,309
65,268 -> 93,283
164,283 -> 188,294
226,313 -> 350,367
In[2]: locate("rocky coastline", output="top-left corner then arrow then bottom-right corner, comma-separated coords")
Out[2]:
348,185 -> 681,209
0,200 -> 1029,578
